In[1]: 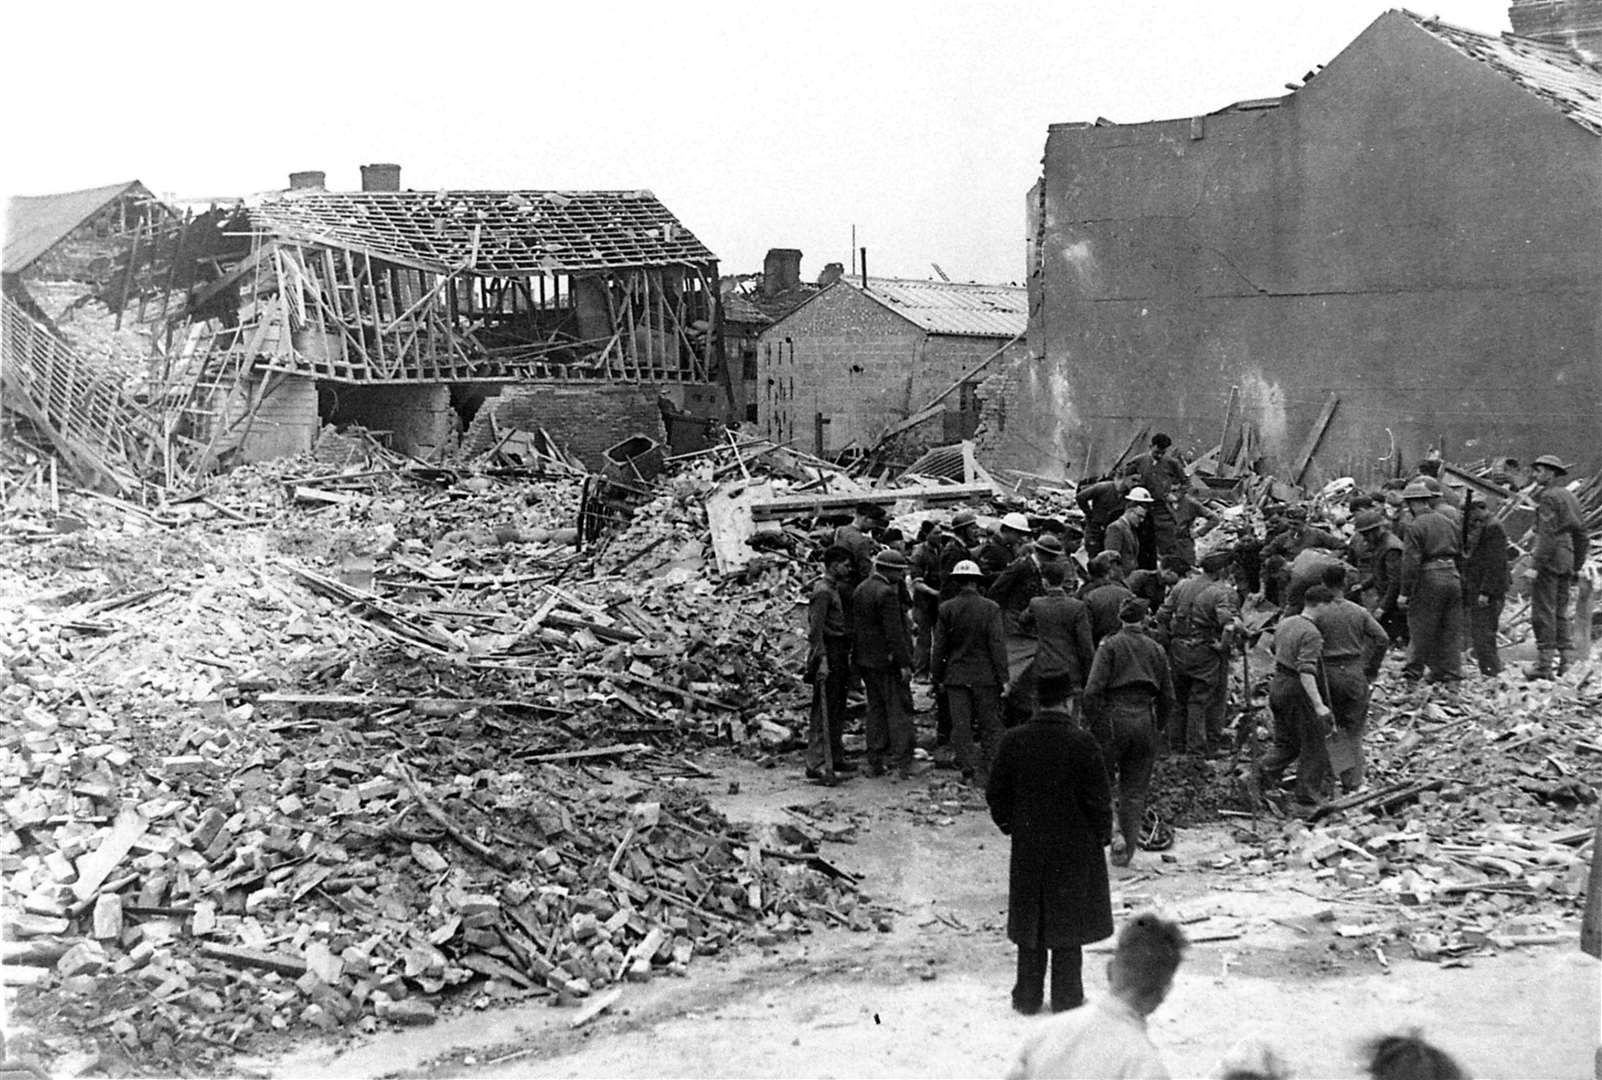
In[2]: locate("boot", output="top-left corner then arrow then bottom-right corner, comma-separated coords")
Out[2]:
1557,650 -> 1575,677
1525,649 -> 1556,681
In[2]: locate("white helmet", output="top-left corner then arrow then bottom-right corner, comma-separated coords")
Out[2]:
947,560 -> 984,579
1125,487 -> 1155,505
1000,511 -> 1031,532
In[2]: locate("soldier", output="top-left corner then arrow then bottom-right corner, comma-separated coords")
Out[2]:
930,560 -> 1009,785
832,501 -> 885,605
1103,488 -> 1153,574
1155,549 -> 1240,755
1074,474 -> 1135,557
930,509 -> 985,757
1397,480 -> 1464,684
1122,433 -> 1188,567
1527,454 -> 1590,679
852,549 -> 916,777
1312,564 -> 1389,792
1353,509 -> 1406,645
1461,493 -> 1511,677
1083,598 -> 1176,867
804,546 -> 858,785
1257,584 -> 1337,812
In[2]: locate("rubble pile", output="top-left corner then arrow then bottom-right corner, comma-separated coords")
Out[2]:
0,450 -> 878,1072
1242,672 -> 1599,961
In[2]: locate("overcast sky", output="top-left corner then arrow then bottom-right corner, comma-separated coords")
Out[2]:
5,1 -> 1514,283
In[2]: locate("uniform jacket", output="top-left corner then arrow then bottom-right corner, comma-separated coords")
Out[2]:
1312,599 -> 1389,678
1533,483 -> 1588,575
1400,511 -> 1461,595
1084,626 -> 1176,731
987,711 -> 1115,950
1019,589 -> 1095,686
1359,529 -> 1405,612
931,591 -> 1009,687
1156,574 -> 1237,645
850,573 -> 913,671
1123,452 -> 1186,507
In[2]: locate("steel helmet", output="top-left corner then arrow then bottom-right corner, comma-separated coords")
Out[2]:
1000,512 -> 1031,533
1125,486 -> 1156,505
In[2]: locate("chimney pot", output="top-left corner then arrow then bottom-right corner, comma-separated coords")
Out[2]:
762,248 -> 802,298
288,170 -> 326,191
360,163 -> 402,192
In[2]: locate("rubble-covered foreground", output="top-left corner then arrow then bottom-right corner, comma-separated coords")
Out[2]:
1,442 -> 1598,1076
0,454 -> 870,1075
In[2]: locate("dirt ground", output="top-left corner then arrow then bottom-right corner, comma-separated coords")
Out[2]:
251,750 -> 1600,1080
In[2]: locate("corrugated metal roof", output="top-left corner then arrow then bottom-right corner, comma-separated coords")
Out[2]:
857,277 -> 1027,338
1405,10 -> 1602,135
3,181 -> 148,274
250,189 -> 717,274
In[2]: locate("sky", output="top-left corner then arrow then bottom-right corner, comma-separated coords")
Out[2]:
4,0 -> 1516,284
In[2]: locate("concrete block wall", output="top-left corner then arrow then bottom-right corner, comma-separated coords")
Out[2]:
237,375 -> 318,463
464,384 -> 667,469
323,383 -> 455,460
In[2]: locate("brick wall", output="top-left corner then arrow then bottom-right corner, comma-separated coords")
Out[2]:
758,284 -> 1025,457
464,384 -> 669,469
323,383 -> 454,460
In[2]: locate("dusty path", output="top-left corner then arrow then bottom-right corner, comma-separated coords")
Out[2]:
254,752 -> 1599,1080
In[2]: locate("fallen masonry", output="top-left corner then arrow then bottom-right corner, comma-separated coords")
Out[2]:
1,432 -> 1598,1075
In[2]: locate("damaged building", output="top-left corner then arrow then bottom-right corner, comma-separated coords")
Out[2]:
757,274 -> 1027,460
983,4 -> 1602,482
3,166 -> 728,486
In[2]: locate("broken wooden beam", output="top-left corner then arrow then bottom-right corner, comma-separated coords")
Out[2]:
748,483 -> 995,522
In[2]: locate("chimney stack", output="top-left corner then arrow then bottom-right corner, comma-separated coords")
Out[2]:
1509,0 -> 1602,59
360,163 -> 402,192
762,248 -> 802,298
288,170 -> 326,191
818,262 -> 845,287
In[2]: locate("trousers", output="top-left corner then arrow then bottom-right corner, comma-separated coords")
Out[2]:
805,637 -> 851,772
1170,639 -> 1227,752
1402,567 -> 1463,682
1531,571 -> 1575,654
862,666 -> 914,772
1467,592 -> 1505,675
945,683 -> 1002,783
1259,671 -> 1332,805
1014,945 -> 1084,1014
1322,661 -> 1369,791
1092,693 -> 1158,853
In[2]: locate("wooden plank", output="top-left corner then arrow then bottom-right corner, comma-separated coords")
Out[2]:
1290,393 -> 1340,485
521,743 -> 648,764
72,808 -> 148,901
749,483 -> 994,522
198,943 -> 308,977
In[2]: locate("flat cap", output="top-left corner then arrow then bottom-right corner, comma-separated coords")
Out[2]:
1118,597 -> 1150,622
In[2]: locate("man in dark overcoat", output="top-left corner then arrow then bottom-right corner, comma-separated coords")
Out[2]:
986,674 -> 1115,1015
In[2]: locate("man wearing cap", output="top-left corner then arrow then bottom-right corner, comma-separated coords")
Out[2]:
1075,474 -> 1136,558
1528,454 -> 1590,679
1123,433 -> 1188,567
931,560 -> 1009,784
1257,584 -> 1337,811
1019,561 -> 1096,717
1461,493 -> 1511,677
1083,597 -> 1176,867
1104,489 -> 1152,576
1311,564 -> 1389,792
852,548 -> 917,777
804,546 -> 858,785
833,502 -> 885,603
979,512 -> 1032,587
1080,552 -> 1135,647
1353,509 -> 1406,645
1155,549 -> 1240,755
1397,480 -> 1464,684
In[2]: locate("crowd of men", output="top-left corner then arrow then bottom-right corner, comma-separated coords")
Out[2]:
803,434 -> 1592,829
